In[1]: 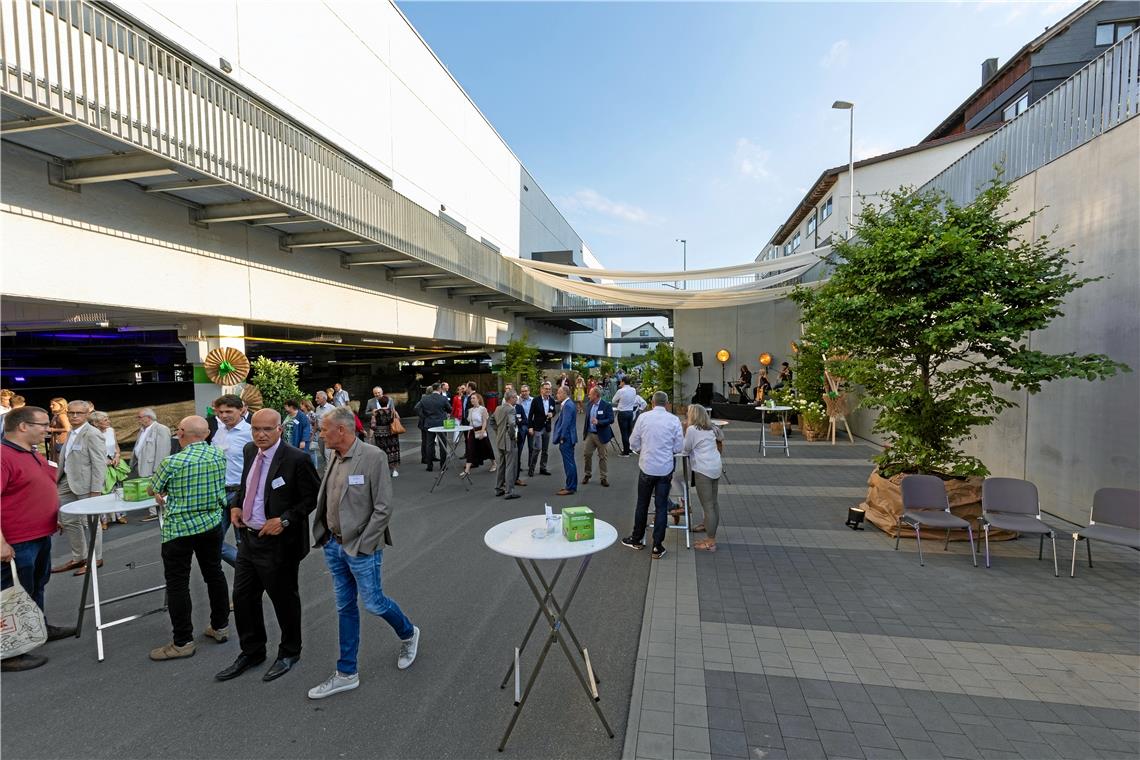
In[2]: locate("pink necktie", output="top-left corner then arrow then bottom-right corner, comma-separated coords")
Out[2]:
242,452 -> 265,525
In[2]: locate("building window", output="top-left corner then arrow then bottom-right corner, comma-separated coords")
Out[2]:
820,196 -> 833,221
1096,20 -> 1135,46
783,243 -> 792,256
639,343 -> 649,349
1002,91 -> 1030,121
792,232 -> 801,250
806,213 -> 817,236
639,329 -> 649,337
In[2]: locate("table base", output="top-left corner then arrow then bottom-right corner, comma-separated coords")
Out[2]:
430,431 -> 471,493
498,555 -> 614,751
759,410 -> 791,457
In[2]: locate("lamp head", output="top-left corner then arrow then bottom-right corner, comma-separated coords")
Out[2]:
832,100 -> 854,110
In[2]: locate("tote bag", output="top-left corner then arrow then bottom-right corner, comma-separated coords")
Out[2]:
1,561 -> 48,658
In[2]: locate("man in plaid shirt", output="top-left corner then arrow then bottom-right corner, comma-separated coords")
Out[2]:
147,415 -> 230,661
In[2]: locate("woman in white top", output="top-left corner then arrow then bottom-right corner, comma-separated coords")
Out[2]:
462,393 -> 495,479
682,405 -> 723,551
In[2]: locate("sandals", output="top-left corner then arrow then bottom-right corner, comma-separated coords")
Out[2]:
691,524 -> 706,533
693,539 -> 717,552
669,506 -> 685,525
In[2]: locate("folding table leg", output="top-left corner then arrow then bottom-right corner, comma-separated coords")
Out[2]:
74,514 -> 100,635
499,560 -> 568,689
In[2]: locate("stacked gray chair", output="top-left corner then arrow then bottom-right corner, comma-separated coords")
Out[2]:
1071,488 -> 1140,577
980,477 -> 1058,576
896,474 -> 977,567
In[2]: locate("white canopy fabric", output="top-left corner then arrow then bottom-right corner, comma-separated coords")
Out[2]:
513,244 -> 831,282
522,263 -> 825,309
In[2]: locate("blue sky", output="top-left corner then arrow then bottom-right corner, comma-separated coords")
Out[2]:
399,0 -> 1080,276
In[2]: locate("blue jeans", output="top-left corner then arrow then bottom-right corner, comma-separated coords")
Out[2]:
632,470 -> 674,549
220,491 -> 240,567
323,539 -> 414,676
1,536 -> 51,611
559,440 -> 577,492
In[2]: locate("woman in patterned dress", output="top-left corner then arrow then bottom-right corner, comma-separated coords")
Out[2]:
369,395 -> 401,478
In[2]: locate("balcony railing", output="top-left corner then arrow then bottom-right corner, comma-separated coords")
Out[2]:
0,0 -> 556,308
922,29 -> 1139,203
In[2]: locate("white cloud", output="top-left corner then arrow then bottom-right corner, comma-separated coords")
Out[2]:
819,39 -> 850,69
558,188 -> 657,224
734,137 -> 773,180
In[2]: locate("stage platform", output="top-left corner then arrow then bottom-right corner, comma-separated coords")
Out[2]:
709,402 -> 768,423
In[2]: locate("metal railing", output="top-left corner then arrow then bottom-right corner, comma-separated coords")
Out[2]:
922,29 -> 1139,203
0,0 -> 556,308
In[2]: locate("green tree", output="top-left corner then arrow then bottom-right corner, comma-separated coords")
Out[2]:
673,348 -> 692,406
248,356 -> 307,414
791,179 -> 1128,478
599,358 -> 616,378
791,341 -> 826,402
649,342 -> 675,399
501,332 -> 542,391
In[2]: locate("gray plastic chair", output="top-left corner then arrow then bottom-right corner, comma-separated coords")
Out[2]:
981,477 -> 1058,576
1071,488 -> 1140,577
896,474 -> 977,567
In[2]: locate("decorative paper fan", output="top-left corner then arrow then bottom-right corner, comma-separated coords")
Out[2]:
759,353 -> 772,366
203,347 -> 250,386
240,384 -> 264,412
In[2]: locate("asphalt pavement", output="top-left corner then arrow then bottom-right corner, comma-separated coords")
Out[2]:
1,431 -> 651,760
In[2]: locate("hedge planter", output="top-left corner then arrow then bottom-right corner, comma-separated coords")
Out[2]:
800,419 -> 828,441
859,468 -> 1016,541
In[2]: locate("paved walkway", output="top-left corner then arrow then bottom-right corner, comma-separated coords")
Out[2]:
625,422 -> 1140,760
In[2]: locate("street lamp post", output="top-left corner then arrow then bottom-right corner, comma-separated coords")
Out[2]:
832,100 -> 854,239
675,238 -> 687,289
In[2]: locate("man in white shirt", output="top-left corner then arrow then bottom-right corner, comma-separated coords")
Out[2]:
621,392 -> 683,560
332,383 -> 350,407
212,394 -> 253,568
611,377 -> 639,457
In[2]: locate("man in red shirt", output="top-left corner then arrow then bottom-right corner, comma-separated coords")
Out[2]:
1,406 -> 77,671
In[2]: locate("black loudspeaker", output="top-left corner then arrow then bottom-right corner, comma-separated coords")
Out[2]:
692,351 -> 704,368
695,382 -> 714,406
711,392 -> 727,403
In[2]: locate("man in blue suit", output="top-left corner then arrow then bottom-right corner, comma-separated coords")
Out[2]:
580,386 -> 614,488
551,384 -> 578,495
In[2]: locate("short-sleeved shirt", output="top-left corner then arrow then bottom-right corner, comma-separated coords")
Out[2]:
1,438 -> 59,544
150,441 -> 226,542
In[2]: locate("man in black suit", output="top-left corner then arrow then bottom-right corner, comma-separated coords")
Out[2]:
527,381 -> 556,477
414,383 -> 451,471
215,408 -> 320,683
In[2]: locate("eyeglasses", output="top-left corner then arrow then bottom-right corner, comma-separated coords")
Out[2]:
24,421 -> 51,428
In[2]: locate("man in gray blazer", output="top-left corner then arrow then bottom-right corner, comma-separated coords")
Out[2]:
132,408 -> 171,522
308,407 -> 421,700
52,401 -> 108,575
492,389 -> 521,500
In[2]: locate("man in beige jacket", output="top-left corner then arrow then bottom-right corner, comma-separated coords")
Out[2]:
132,407 -> 171,522
307,407 -> 420,700
492,389 -> 521,500
52,401 -> 108,575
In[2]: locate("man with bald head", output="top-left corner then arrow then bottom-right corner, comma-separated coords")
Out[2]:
146,416 -> 230,661
216,409 -> 319,683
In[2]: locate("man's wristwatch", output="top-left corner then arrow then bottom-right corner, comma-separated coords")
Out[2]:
280,517 -> 290,528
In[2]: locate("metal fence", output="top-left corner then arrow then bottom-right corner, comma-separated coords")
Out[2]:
922,28 -> 1139,203
0,0 -> 556,308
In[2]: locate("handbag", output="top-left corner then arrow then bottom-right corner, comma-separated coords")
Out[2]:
1,560 -> 48,658
390,412 -> 406,435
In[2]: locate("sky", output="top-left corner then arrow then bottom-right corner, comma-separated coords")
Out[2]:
397,0 -> 1082,326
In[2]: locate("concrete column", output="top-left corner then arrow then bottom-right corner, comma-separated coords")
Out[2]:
181,319 -> 246,416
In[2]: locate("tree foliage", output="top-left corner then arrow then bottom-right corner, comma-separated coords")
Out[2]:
791,179 -> 1129,478
249,356 -> 307,414
501,332 -> 542,391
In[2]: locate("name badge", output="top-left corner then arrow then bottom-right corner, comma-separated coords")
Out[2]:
271,476 -> 286,489
348,474 -> 365,486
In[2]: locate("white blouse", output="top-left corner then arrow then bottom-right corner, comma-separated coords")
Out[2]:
468,406 -> 488,430
682,426 -> 722,480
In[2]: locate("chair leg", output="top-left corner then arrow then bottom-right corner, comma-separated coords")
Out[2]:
1050,532 -> 1058,578
1070,535 -> 1078,577
944,529 -> 951,551
966,525 -> 977,568
1038,533 -> 1044,561
915,526 -> 924,566
1086,538 -> 1093,568
895,519 -> 902,551
984,524 -> 991,568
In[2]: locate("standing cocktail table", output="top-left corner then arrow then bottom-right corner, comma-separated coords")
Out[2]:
426,424 -> 472,493
59,493 -> 162,661
484,515 -> 618,751
756,405 -> 793,457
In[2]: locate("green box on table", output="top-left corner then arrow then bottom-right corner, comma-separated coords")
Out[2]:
122,478 -> 151,502
561,506 -> 595,541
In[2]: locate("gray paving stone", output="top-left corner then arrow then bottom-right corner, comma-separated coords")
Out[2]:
674,724 -> 712,753
818,730 -> 865,758
675,702 -> 709,728
926,730 -> 983,759
777,714 -> 819,741
708,728 -> 748,758
852,722 -> 899,750
743,720 -> 783,749
706,706 -> 744,732
892,738 -> 945,759
639,708 -> 676,736
781,737 -> 827,759
636,731 -> 673,760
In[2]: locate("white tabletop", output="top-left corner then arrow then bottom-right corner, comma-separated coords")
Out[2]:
755,405 -> 793,412
712,419 -> 729,427
60,493 -> 158,515
484,515 -> 618,560
428,425 -> 473,433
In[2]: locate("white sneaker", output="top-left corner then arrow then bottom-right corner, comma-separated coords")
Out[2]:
398,626 -> 420,670
307,671 -> 360,699
391,470 -> 399,479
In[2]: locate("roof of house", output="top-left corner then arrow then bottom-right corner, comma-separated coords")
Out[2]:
763,125 -> 1000,250
621,321 -> 666,337
922,0 -> 1101,142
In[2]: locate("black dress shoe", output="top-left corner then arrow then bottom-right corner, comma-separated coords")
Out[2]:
215,653 -> 266,681
1,653 -> 48,671
540,470 -> 552,476
505,493 -> 521,500
46,624 -> 77,642
426,466 -> 434,472
263,656 -> 300,682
